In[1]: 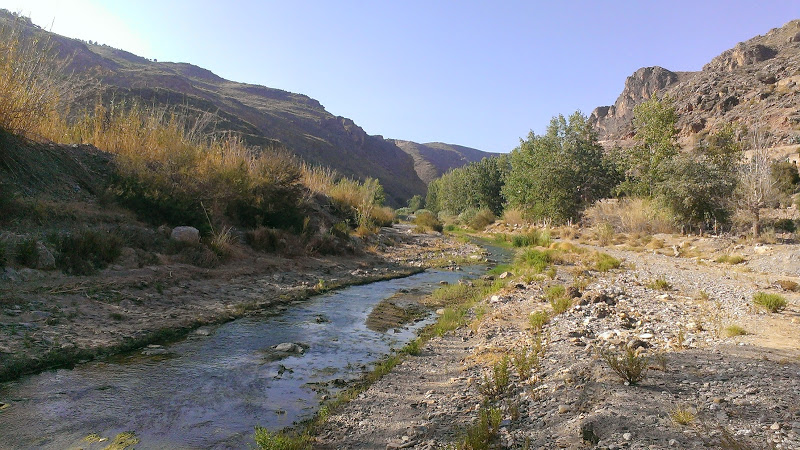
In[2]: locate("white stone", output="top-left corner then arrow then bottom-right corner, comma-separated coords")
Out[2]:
170,226 -> 200,244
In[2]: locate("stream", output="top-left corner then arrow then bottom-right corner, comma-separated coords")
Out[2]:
0,243 -> 511,449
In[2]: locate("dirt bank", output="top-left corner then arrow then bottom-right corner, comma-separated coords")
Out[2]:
0,225 -> 481,382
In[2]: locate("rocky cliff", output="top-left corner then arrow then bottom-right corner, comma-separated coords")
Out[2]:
590,19 -> 800,150
390,140 -> 499,184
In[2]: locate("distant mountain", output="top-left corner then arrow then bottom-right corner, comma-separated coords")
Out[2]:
590,19 -> 800,152
2,10 -> 435,206
390,140 -> 500,184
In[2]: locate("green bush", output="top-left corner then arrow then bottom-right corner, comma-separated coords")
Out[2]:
479,357 -> 511,399
715,254 -> 745,265
545,285 -> 566,302
54,230 -> 123,275
594,252 -> 621,271
772,218 -> 797,233
15,238 -> 39,267
461,406 -> 502,450
647,278 -> 672,291
753,292 -> 787,313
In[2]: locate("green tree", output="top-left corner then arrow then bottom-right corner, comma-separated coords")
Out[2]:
425,156 -> 507,216
655,124 -> 741,231
617,96 -> 679,197
503,112 -> 618,224
406,194 -> 425,212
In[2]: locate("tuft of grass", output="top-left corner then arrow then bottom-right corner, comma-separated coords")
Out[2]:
647,278 -> 672,291
528,311 -> 549,333
753,292 -> 787,313
600,347 -> 648,385
511,229 -> 551,248
544,285 -> 566,302
253,427 -> 311,450
208,225 -> 235,259
54,230 -> 123,275
723,325 -> 747,337
716,254 -> 745,265
776,280 -> 799,292
516,248 -> 553,273
593,252 -> 621,272
594,222 -> 615,246
103,431 -> 140,450
670,406 -> 696,426
401,339 -> 421,356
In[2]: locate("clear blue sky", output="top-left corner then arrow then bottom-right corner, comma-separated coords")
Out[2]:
3,1 -> 799,152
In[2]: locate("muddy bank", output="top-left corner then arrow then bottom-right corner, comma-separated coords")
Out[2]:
0,225 -> 481,382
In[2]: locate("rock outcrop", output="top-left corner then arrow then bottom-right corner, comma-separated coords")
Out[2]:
591,19 -> 800,151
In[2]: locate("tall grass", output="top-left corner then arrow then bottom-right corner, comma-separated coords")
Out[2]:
0,16 -> 74,135
584,198 -> 676,234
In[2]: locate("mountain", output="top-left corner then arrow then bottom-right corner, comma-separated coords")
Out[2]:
1,10 -> 442,206
389,140 -> 500,184
590,19 -> 800,152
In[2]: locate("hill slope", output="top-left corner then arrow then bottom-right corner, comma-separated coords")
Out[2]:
590,19 -> 800,151
390,140 -> 499,184
2,11 -> 433,205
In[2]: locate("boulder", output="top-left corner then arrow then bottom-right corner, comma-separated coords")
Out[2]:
170,226 -> 200,244
35,242 -> 56,270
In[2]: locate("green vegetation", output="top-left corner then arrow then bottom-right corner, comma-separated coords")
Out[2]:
753,292 -> 787,313
600,347 -> 649,385
669,406 -> 696,426
528,311 -> 549,333
549,296 -> 572,315
515,248 -> 553,273
479,357 -> 511,399
254,427 -> 311,450
426,157 -> 507,218
723,325 -> 747,337
716,254 -> 745,265
503,112 -> 619,223
511,229 -> 551,247
53,229 -> 123,275
460,406 -> 502,450
593,252 -> 621,272
413,210 -> 443,233
14,237 -> 39,267
647,278 -> 672,291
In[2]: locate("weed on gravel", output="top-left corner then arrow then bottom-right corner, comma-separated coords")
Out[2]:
753,292 -> 787,313
600,347 -> 649,385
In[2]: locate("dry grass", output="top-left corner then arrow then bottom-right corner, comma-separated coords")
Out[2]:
501,208 -> 527,227
584,198 -> 676,234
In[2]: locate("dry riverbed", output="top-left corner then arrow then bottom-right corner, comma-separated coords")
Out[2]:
0,225 -> 481,383
316,233 -> 800,449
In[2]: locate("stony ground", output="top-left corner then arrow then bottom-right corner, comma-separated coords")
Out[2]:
0,225 -> 480,382
316,233 -> 800,449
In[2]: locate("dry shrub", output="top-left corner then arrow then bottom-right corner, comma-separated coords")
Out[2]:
469,209 -> 496,231
301,165 -> 387,230
584,198 -> 676,234
502,208 -> 527,227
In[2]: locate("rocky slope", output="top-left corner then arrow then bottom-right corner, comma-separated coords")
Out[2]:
590,19 -> 800,151
1,11 -> 440,205
390,140 -> 500,184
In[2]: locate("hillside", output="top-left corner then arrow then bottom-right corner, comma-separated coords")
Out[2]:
0,11 -> 436,205
390,140 -> 499,184
590,19 -> 800,152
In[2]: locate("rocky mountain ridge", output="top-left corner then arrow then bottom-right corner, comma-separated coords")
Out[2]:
590,19 -> 800,151
390,140 -> 501,184
2,10 -> 494,205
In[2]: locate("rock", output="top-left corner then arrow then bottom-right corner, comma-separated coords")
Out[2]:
170,226 -> 200,244
194,327 -> 213,336
557,404 -> 570,414
623,432 -> 632,441
274,342 -> 305,354
627,339 -> 650,350
498,271 -> 511,279
35,242 -> 56,270
754,244 -> 772,254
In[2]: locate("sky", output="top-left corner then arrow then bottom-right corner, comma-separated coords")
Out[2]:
2,1 -> 799,153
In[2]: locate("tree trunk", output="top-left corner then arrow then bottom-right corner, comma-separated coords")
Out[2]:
752,211 -> 761,237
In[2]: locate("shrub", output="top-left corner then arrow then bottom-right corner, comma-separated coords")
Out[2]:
207,226 -> 235,259
253,427 -> 311,450
14,238 -> 39,267
461,407 -> 502,450
54,230 -> 123,275
513,347 -> 540,381
600,347 -> 649,385
468,209 -> 495,231
528,311 -> 549,333
479,357 -> 511,399
369,206 -> 396,228
0,239 -> 6,266
594,222 -> 615,246
545,285 -> 566,302
772,218 -> 797,233
401,339 -> 421,356
414,210 -> 443,233
246,227 -> 281,252
501,208 -> 526,227
753,292 -> 787,313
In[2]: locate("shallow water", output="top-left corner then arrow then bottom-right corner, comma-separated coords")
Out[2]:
0,268 -> 487,449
